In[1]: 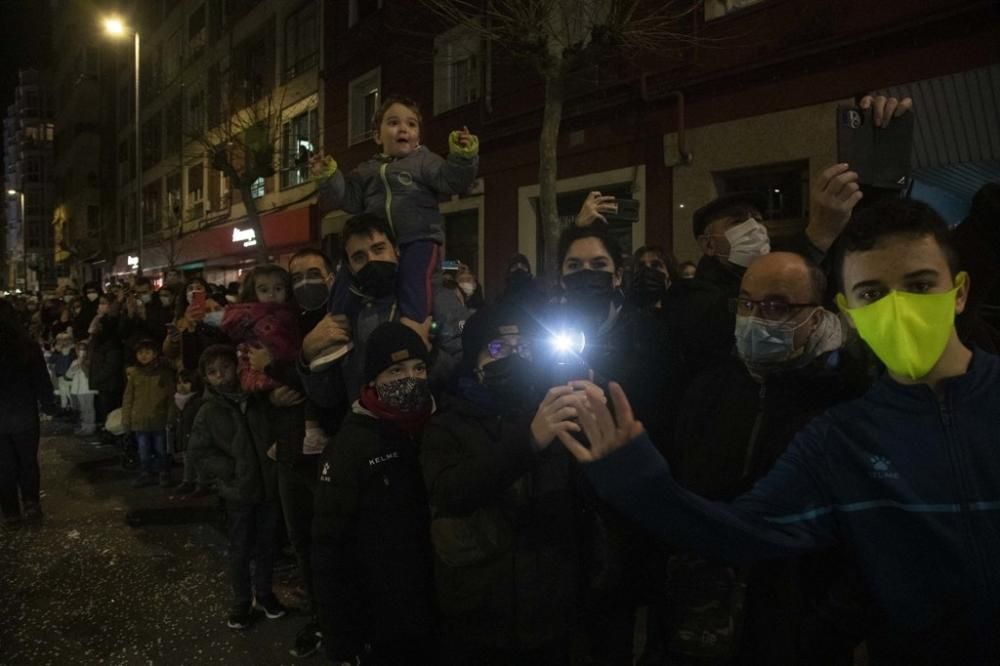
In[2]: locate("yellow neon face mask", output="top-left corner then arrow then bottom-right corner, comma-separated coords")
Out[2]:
836,272 -> 966,380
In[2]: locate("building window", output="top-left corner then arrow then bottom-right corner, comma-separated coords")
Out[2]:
281,108 -> 318,188
284,2 -> 318,82
349,0 -> 382,27
187,87 -> 205,133
434,25 -> 481,115
188,164 -> 204,202
188,4 -> 207,61
165,95 -> 183,156
704,0 -> 767,20
142,181 -> 162,232
348,68 -> 380,146
443,208 -> 479,275
86,205 -> 100,235
142,113 -> 162,170
165,170 -> 182,226
713,160 -> 809,238
163,28 -> 182,84
250,176 -> 265,199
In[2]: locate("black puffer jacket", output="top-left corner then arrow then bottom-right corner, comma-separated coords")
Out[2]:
311,405 -> 436,662
187,388 -> 277,504
421,394 -> 581,652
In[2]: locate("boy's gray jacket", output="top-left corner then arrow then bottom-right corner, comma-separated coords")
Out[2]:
188,390 -> 277,504
318,146 -> 478,245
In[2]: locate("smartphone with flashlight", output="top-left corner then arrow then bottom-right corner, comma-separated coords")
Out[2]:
605,197 -> 640,224
836,106 -> 914,190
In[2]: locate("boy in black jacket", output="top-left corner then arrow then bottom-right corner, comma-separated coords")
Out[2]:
188,345 -> 288,629
312,322 -> 437,666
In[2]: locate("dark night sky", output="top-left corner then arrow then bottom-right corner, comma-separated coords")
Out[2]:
0,0 -> 53,110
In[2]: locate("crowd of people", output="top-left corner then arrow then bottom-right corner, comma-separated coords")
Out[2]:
2,92 -> 1000,665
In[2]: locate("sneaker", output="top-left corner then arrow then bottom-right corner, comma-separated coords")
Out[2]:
158,471 -> 173,488
22,502 -> 42,522
173,481 -> 196,495
131,473 -> 156,488
290,622 -> 322,658
227,603 -> 254,630
308,341 -> 354,372
255,595 -> 288,620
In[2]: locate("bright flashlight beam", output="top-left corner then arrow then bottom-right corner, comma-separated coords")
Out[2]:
103,17 -> 127,36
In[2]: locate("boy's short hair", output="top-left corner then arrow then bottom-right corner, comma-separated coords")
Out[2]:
340,214 -> 397,263
372,95 -> 422,135
835,198 -> 959,290
289,247 -> 334,274
557,224 -> 624,273
134,338 -> 159,355
198,344 -> 237,377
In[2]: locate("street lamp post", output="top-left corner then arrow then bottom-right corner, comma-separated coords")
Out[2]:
103,16 -> 143,275
7,189 -> 26,290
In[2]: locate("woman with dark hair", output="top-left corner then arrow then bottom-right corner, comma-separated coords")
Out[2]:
87,294 -> 126,426
163,277 -> 228,372
0,299 -> 56,527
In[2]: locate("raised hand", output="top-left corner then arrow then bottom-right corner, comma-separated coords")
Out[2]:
558,381 -> 643,463
859,94 -> 913,129
576,191 -> 618,227
529,385 -> 583,450
806,163 -> 863,252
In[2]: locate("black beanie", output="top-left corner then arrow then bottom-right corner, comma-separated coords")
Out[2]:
461,303 -> 537,368
364,322 -> 430,382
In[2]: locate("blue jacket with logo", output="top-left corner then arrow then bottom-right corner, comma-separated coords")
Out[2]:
585,349 -> 1000,662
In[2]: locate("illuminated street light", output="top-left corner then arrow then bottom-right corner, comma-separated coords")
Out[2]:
101,15 -> 143,275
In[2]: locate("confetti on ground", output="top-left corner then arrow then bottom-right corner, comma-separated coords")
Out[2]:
0,426 -> 307,665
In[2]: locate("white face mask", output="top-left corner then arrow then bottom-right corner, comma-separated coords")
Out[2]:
85,292 -> 99,302
723,218 -> 771,268
459,282 -> 476,296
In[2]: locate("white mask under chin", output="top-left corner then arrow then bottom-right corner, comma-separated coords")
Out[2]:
724,218 -> 771,268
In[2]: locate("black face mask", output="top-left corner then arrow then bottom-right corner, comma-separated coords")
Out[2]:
630,265 -> 668,308
506,269 -> 533,293
563,269 -> 615,327
293,278 -> 331,311
480,354 -> 536,410
354,261 -> 397,299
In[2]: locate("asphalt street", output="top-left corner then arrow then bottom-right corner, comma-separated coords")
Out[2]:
0,422 -> 310,665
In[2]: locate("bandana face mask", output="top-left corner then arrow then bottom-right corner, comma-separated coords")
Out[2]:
376,377 -> 431,413
836,272 -> 966,380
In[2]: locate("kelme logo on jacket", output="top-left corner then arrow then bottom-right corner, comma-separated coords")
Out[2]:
870,456 -> 899,480
320,461 -> 332,483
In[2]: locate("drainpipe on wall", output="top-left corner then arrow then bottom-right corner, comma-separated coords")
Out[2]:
641,73 -> 693,166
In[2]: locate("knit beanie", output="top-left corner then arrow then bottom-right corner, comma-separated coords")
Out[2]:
364,322 -> 430,383
460,303 -> 537,368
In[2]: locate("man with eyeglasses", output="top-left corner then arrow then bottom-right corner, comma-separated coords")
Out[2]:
421,303 -> 582,665
647,251 -> 870,664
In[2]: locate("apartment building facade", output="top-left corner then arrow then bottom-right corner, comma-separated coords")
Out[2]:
4,69 -> 57,292
320,0 -> 998,297
80,0 -> 326,286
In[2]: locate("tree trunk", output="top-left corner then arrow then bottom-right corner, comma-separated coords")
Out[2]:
241,183 -> 269,264
538,68 -> 565,282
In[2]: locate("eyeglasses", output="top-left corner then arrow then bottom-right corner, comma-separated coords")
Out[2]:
731,297 -> 818,320
486,339 -> 531,360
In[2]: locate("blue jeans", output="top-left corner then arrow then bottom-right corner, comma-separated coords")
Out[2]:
134,430 -> 168,474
